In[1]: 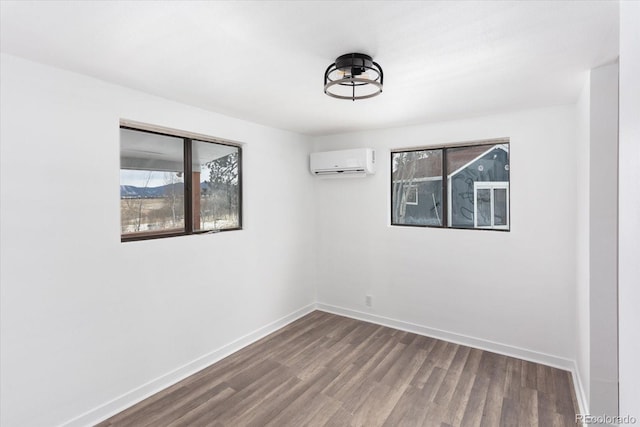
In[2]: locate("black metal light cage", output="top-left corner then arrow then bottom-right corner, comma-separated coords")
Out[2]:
324,53 -> 383,101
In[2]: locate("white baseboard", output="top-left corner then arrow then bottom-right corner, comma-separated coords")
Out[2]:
61,302 -> 587,426
59,303 -> 316,427
317,303 -> 579,378
572,362 -> 590,416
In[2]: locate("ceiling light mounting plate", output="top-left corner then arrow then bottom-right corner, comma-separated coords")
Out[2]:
324,53 -> 383,101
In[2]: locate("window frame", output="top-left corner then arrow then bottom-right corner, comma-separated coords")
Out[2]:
390,138 -> 510,232
120,123 -> 243,242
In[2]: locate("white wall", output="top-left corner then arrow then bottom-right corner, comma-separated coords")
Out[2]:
588,62 -> 619,417
618,1 -> 640,420
0,54 -> 316,427
575,74 -> 591,409
312,105 -> 577,365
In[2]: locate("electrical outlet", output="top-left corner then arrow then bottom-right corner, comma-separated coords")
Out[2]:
365,295 -> 373,307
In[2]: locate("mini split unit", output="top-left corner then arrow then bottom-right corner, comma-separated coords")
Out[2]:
310,148 -> 376,178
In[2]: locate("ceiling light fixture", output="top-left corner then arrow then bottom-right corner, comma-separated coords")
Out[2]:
324,53 -> 383,101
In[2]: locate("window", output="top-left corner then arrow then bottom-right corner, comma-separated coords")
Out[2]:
473,182 -> 509,229
405,186 -> 419,205
120,125 -> 242,241
391,139 -> 509,231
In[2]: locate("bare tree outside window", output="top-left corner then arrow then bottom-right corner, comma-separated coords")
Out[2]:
162,172 -> 184,228
194,141 -> 240,231
392,150 -> 443,226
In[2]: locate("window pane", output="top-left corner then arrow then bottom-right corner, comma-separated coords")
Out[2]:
391,150 -> 443,226
120,130 -> 185,236
447,144 -> 509,228
476,188 -> 491,227
494,188 -> 508,226
193,141 -> 240,231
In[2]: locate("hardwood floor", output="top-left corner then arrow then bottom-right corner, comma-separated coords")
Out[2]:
97,311 -> 580,426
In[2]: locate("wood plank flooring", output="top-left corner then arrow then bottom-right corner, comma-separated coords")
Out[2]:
97,311 -> 580,426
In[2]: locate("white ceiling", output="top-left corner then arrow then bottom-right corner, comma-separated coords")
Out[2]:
0,1 -> 619,136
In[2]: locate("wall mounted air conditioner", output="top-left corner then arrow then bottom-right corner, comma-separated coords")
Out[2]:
310,148 -> 376,177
